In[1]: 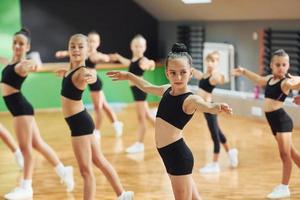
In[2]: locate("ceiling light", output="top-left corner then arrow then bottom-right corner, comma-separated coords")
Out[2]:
182,0 -> 212,4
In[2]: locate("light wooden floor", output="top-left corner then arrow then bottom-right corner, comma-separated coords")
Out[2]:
0,105 -> 300,200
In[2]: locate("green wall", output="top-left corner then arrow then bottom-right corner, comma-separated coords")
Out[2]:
0,0 -> 21,61
0,67 -> 168,111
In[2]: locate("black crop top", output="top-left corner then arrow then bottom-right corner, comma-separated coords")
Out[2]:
264,77 -> 287,102
61,67 -> 84,100
129,58 -> 144,76
85,58 -> 96,69
198,76 -> 215,93
1,63 -> 26,90
156,87 -> 194,130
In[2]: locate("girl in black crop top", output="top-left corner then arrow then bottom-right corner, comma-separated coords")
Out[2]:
109,34 -> 156,154
61,34 -> 133,200
108,43 -> 232,200
193,52 -> 238,174
232,49 -> 300,199
56,31 -> 124,139
1,28 -> 75,199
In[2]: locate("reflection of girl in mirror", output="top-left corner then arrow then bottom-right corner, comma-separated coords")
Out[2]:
193,51 -> 238,174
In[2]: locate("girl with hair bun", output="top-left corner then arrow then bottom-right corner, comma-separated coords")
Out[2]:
108,43 -> 232,199
232,49 -> 300,199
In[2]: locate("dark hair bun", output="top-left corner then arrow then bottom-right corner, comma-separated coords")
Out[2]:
19,28 -> 31,37
171,43 -> 188,53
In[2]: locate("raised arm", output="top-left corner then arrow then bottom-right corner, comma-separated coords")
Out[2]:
89,52 -> 110,63
210,71 -> 226,85
284,74 -> 300,90
183,95 -> 232,115
231,66 -> 269,86
192,68 -> 204,80
55,50 -> 69,59
139,57 -> 155,71
107,70 -> 167,96
109,53 -> 131,66
74,67 -> 97,90
15,59 -> 39,76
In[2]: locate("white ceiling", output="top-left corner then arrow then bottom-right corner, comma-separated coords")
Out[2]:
133,0 -> 300,21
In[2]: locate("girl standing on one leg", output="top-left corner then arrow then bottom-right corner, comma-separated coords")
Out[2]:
61,33 -> 133,200
108,43 -> 232,200
193,51 -> 238,174
232,49 -> 300,199
1,28 -> 74,200
110,34 -> 155,154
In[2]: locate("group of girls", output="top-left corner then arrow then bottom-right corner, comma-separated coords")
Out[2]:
1,27 -> 300,200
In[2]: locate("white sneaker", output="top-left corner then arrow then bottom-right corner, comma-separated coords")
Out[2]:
228,148 -> 238,168
117,191 -> 134,200
14,150 -> 24,170
267,184 -> 290,199
113,121 -> 123,137
4,186 -> 33,200
60,166 -> 74,192
199,163 -> 220,174
125,142 -> 144,154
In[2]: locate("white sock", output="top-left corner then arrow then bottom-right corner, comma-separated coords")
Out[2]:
14,148 -> 22,156
55,163 -> 65,178
21,179 -> 32,189
280,184 -> 289,189
94,129 -> 101,135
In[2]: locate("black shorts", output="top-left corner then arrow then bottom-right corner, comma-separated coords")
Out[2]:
88,75 -> 103,91
130,86 -> 147,101
265,108 -> 293,136
65,109 -> 95,137
157,138 -> 194,176
3,92 -> 34,116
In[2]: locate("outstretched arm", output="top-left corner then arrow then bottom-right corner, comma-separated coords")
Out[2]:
89,52 -> 110,63
109,53 -> 131,66
284,74 -> 300,90
231,66 -> 269,86
139,57 -> 155,71
55,50 -> 69,59
15,59 -> 39,76
184,95 -> 232,115
192,68 -> 204,80
107,70 -> 167,96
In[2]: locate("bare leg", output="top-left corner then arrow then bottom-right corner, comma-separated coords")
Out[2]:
14,116 -> 34,179
72,135 -> 95,200
275,133 -> 293,185
135,101 -> 147,142
0,123 -> 18,152
31,118 -> 60,166
144,101 -> 155,126
101,91 -> 118,123
91,136 -> 123,196
90,91 -> 104,130
169,174 -> 194,200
